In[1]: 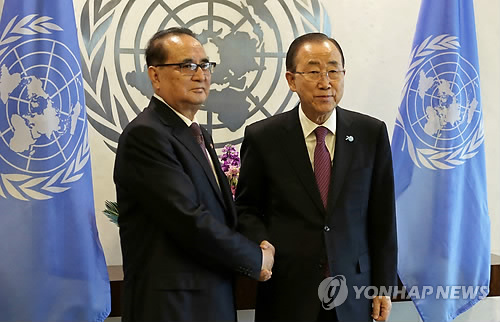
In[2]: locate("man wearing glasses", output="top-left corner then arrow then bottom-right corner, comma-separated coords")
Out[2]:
236,33 -> 397,321
114,27 -> 274,321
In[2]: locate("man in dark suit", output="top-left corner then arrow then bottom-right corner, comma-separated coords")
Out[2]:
235,33 -> 397,321
114,27 -> 274,321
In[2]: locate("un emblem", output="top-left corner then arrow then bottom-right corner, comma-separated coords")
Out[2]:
0,15 -> 90,200
396,35 -> 484,170
79,0 -> 332,150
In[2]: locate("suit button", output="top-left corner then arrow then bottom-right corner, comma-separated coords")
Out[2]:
324,226 -> 330,232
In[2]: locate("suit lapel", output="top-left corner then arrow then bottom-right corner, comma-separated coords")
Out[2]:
280,106 -> 326,215
172,127 -> 225,205
151,98 -> 225,208
203,131 -> 237,228
327,106 -> 354,214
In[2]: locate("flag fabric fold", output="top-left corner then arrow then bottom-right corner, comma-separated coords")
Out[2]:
392,0 -> 490,321
0,0 -> 110,321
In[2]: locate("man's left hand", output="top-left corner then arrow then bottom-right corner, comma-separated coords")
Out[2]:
372,296 -> 392,321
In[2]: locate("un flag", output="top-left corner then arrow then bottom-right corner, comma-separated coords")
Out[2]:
392,0 -> 490,321
0,0 -> 110,321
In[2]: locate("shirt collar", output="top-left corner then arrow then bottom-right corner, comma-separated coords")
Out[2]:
154,93 -> 199,127
298,103 -> 337,138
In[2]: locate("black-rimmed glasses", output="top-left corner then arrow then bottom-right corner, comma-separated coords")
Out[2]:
154,62 -> 216,75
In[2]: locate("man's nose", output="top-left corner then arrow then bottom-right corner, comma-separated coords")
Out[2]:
317,75 -> 331,88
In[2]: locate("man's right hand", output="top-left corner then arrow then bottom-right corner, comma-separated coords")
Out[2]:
259,240 -> 275,281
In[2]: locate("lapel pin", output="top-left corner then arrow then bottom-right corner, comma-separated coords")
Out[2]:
345,135 -> 354,142
210,143 -> 214,149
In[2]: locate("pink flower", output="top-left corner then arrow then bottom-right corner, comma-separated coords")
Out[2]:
218,144 -> 240,198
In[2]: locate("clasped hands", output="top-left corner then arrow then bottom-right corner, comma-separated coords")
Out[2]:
259,240 -> 275,281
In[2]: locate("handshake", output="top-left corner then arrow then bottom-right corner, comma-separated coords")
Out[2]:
259,240 -> 275,282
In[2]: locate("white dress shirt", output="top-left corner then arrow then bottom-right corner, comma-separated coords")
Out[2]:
298,104 -> 336,170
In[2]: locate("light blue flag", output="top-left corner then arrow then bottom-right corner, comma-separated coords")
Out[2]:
0,0 -> 110,321
392,0 -> 490,321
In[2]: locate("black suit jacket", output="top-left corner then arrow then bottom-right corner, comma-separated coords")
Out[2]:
235,106 -> 397,322
114,97 -> 262,321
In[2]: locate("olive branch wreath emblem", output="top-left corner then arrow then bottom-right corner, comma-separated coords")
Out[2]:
79,0 -> 332,153
395,34 -> 484,170
0,14 -> 91,201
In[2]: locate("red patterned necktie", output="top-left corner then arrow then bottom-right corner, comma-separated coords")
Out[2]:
190,123 -> 211,164
314,126 -> 331,208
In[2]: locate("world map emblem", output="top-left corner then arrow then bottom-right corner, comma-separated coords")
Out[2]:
79,0 -> 332,151
395,34 -> 484,170
0,15 -> 90,200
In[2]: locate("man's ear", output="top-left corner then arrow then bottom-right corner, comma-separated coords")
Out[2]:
148,66 -> 160,91
285,71 -> 297,92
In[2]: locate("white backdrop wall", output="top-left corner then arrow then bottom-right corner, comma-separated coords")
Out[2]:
72,0 -> 500,266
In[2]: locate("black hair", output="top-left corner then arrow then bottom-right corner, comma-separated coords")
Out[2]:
285,33 -> 345,72
145,27 -> 198,67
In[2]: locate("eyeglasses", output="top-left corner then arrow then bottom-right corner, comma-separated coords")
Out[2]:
154,62 -> 217,75
294,69 -> 345,82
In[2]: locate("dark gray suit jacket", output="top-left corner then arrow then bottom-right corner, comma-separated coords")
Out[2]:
114,97 -> 262,321
236,105 -> 398,321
